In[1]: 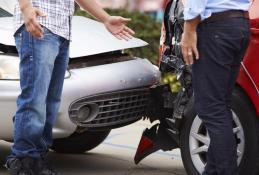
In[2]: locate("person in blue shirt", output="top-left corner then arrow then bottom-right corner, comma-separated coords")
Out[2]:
181,0 -> 252,175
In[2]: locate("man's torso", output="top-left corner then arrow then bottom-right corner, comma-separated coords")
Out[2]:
14,0 -> 75,40
184,0 -> 251,20
206,0 -> 251,15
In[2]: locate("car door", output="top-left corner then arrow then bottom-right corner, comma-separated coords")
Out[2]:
237,0 -> 259,115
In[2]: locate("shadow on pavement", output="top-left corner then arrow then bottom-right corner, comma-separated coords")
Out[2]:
0,141 -> 186,175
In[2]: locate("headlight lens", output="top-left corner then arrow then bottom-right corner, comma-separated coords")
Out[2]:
0,55 -> 70,80
0,55 -> 19,80
65,69 -> 71,79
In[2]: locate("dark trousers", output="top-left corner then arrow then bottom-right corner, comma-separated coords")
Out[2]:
192,17 -> 250,175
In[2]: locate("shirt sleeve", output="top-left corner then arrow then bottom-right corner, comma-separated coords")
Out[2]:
183,0 -> 209,21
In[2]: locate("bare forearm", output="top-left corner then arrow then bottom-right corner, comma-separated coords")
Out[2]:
184,16 -> 201,33
75,0 -> 134,41
75,0 -> 110,23
181,16 -> 201,65
19,0 -> 32,12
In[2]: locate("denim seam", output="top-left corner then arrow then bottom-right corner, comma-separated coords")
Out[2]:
21,31 -> 31,122
28,33 -> 33,108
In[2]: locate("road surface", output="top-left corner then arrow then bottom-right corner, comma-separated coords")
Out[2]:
0,121 -> 187,175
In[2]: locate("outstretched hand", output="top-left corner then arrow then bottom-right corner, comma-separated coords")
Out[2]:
104,16 -> 135,41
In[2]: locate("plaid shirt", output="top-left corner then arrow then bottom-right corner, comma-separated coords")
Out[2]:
14,0 -> 75,40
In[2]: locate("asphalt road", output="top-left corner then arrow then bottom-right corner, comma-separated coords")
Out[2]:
0,121 -> 187,175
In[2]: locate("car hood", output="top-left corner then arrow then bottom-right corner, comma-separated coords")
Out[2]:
70,16 -> 148,58
0,0 -> 15,14
0,16 -> 148,58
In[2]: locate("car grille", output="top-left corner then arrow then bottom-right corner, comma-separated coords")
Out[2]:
69,88 -> 150,128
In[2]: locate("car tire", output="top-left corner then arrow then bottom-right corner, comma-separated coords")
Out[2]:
52,130 -> 111,154
180,87 -> 259,175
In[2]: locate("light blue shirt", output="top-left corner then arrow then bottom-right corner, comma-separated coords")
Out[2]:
184,0 -> 252,21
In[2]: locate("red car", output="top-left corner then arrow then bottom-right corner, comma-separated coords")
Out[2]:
134,1 -> 259,175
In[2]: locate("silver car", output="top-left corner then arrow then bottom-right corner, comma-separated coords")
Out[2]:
0,1 -> 160,153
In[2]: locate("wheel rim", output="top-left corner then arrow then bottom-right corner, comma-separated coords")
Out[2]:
189,111 -> 245,174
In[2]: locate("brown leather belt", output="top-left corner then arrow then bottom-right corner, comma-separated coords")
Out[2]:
203,10 -> 249,23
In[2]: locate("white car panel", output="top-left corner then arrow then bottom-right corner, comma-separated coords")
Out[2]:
70,16 -> 148,58
0,17 -> 15,46
0,0 -> 15,14
0,16 -> 148,58
0,1 -> 148,57
0,57 -> 160,139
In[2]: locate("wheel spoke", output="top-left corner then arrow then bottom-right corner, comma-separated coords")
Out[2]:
190,132 -> 210,146
191,145 -> 208,155
233,126 -> 241,134
237,149 -> 242,157
189,114 -> 245,173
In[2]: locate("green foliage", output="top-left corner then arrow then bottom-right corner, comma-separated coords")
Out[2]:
75,9 -> 161,64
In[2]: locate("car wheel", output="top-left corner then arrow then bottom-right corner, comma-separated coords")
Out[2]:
180,87 -> 259,175
52,130 -> 111,154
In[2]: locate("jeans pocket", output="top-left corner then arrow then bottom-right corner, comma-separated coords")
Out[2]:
238,29 -> 251,62
213,28 -> 244,40
43,27 -> 52,36
42,27 -> 59,40
213,29 -> 245,66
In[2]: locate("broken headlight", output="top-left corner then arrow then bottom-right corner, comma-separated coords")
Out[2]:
0,55 -> 70,80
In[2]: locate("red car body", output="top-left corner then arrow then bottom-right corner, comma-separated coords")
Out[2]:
237,0 -> 259,115
135,2 -> 259,174
159,1 -> 259,114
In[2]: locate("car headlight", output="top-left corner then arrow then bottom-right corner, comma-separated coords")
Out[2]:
0,55 -> 19,80
0,55 -> 71,80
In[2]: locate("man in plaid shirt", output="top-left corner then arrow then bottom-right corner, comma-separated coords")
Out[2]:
6,0 -> 134,174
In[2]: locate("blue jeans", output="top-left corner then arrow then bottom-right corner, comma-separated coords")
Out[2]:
10,26 -> 69,158
193,18 -> 250,175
